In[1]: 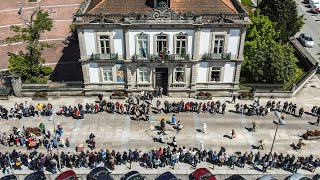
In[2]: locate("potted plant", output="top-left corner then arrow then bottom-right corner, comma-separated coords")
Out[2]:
110,91 -> 126,99
32,92 -> 48,100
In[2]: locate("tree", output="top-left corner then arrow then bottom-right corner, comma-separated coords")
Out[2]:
258,0 -> 304,41
242,10 -> 303,89
6,9 -> 53,82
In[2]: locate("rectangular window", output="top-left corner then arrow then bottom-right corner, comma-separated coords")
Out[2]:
156,35 -> 167,54
102,67 -> 113,82
137,35 -> 148,58
139,68 -> 150,83
210,67 -> 220,82
213,35 -> 224,54
176,35 -> 187,54
99,36 -> 110,54
175,67 -> 185,82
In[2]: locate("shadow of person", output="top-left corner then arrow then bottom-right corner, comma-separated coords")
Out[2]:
251,145 -> 259,149
196,129 -> 202,133
223,135 -> 232,139
245,127 -> 252,132
308,122 -> 316,125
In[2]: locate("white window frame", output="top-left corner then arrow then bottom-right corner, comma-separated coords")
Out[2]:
136,33 -> 149,58
213,35 -> 225,54
100,66 -> 113,82
98,35 -> 111,54
155,34 -> 169,54
175,35 -> 187,55
174,66 -> 186,83
210,67 -> 221,82
138,67 -> 150,83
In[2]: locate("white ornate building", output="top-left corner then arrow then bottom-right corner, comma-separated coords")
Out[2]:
74,0 -> 250,97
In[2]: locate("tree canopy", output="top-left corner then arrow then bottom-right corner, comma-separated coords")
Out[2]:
6,9 -> 53,82
258,0 -> 304,41
242,10 -> 303,89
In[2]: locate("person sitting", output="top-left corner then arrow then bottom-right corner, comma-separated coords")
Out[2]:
176,121 -> 183,133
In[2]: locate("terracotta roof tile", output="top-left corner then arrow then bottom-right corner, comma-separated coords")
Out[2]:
88,0 -> 238,14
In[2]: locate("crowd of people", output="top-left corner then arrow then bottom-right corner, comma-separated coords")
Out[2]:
1,146 -> 319,175
0,94 -> 319,175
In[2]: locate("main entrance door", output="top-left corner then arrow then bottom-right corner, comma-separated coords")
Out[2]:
155,68 -> 168,95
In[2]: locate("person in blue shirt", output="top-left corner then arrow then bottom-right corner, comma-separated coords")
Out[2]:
171,114 -> 177,125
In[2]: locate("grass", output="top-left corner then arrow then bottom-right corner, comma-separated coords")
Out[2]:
241,0 -> 254,7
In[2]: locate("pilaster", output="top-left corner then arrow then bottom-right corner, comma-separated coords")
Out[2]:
192,26 -> 201,60
124,27 -> 130,60
82,63 -> 90,84
237,27 -> 247,59
125,62 -> 133,90
234,62 -> 242,84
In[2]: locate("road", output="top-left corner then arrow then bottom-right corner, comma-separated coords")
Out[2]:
294,0 -> 320,63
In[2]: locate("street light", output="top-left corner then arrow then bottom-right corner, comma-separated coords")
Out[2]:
269,111 -> 286,154
49,108 -> 62,171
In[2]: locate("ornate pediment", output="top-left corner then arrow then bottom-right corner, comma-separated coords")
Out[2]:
142,1 -> 195,21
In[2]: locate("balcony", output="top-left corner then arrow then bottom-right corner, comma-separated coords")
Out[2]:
201,53 -> 231,60
132,53 -> 190,62
89,53 -> 118,61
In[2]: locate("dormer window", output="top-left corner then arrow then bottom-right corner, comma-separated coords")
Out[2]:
155,0 -> 170,8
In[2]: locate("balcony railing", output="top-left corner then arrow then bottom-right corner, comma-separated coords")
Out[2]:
201,53 -> 231,60
132,53 -> 190,62
89,53 -> 118,61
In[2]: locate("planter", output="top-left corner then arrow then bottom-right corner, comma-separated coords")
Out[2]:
110,95 -> 126,99
301,130 -> 320,140
304,136 -> 320,140
197,96 -> 212,100
32,97 -> 48,101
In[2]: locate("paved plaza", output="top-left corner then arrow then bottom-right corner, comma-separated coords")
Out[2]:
0,76 -> 320,178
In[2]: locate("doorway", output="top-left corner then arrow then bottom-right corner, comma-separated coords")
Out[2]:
155,68 -> 168,95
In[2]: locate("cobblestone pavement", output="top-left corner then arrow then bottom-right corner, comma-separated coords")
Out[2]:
0,76 -> 320,178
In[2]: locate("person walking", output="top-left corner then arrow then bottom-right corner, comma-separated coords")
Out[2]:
252,121 -> 257,132
257,140 -> 265,150
316,116 -> 320,126
231,95 -> 236,104
298,108 -> 304,118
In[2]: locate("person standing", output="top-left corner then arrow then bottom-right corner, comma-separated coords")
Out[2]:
221,102 -> 226,114
252,121 -> 257,132
231,95 -> 236,104
202,123 -> 207,134
159,87 -> 163,98
316,116 -> 320,126
298,108 -> 304,118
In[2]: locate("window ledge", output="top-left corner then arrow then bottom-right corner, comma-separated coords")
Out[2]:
172,82 -> 186,84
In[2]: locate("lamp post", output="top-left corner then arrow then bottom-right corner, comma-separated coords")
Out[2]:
270,111 -> 285,154
49,108 -> 62,171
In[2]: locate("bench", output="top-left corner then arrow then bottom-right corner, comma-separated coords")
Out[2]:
0,87 -> 10,100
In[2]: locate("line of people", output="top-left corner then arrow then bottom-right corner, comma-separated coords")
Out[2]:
1,146 -> 319,175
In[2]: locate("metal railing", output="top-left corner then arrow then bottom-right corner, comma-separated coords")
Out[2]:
89,53 -> 118,61
202,53 -> 231,60
132,53 -> 190,61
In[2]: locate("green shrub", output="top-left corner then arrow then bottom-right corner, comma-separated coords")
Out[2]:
30,76 -> 39,83
41,66 -> 52,76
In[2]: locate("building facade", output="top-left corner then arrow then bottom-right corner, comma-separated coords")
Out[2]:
74,0 -> 250,97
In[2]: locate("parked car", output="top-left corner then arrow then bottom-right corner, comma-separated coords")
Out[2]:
258,175 -> 279,180
87,167 -> 114,180
190,168 -> 217,180
0,175 -> 18,180
309,0 -> 320,7
299,33 -> 315,47
225,174 -> 245,180
24,171 -> 46,180
121,171 -> 146,180
311,3 -> 320,13
286,173 -> 311,180
56,170 -> 77,180
313,174 -> 320,180
156,171 -> 178,180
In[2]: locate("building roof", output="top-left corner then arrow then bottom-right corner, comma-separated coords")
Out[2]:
87,0 -> 238,15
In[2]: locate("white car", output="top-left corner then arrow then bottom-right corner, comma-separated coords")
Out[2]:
309,0 -> 320,7
286,173 -> 310,180
299,33 -> 315,47
311,3 -> 320,13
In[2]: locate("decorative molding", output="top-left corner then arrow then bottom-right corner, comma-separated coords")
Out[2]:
74,2 -> 249,24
